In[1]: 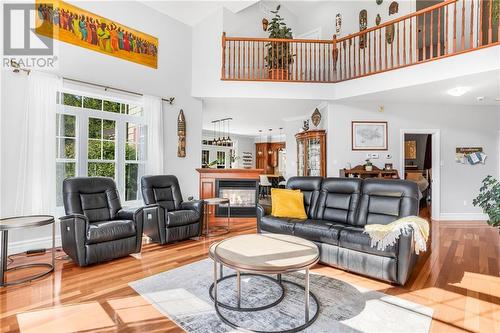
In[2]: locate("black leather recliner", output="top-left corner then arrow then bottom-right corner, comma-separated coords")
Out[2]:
257,177 -> 420,285
60,177 -> 144,266
141,175 -> 204,244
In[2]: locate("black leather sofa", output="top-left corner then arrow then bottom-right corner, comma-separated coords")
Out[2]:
141,175 -> 204,244
257,177 -> 420,285
60,177 -> 143,266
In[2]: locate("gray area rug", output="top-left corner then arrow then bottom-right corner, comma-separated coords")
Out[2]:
129,259 -> 432,333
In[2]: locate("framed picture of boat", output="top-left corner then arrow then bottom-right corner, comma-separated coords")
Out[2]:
35,0 -> 158,68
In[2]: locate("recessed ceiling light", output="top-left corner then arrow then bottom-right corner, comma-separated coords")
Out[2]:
447,87 -> 470,97
477,96 -> 485,101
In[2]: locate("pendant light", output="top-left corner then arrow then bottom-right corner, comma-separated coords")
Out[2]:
258,130 -> 263,156
212,121 -> 216,145
268,129 -> 273,155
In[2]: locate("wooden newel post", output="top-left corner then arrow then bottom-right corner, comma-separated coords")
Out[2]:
332,34 -> 339,71
221,32 -> 226,79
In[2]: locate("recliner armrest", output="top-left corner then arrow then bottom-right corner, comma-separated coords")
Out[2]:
117,207 -> 144,221
396,227 -> 419,285
180,200 -> 203,215
256,204 -> 266,233
117,207 -> 144,253
59,214 -> 89,266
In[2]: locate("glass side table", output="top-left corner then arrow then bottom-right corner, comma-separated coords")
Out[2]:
203,198 -> 230,237
0,215 -> 55,287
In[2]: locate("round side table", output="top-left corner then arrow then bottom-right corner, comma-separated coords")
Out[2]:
203,198 -> 230,237
0,215 -> 55,287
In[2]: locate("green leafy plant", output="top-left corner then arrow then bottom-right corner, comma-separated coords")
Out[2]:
473,175 -> 500,227
264,5 -> 294,71
364,159 -> 373,166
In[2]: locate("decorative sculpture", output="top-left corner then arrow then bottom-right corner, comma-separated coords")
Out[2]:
376,14 -> 382,26
311,108 -> 322,127
335,13 -> 342,35
359,10 -> 368,49
386,2 -> 398,44
376,0 -> 383,4
302,120 -> 310,132
177,109 -> 186,158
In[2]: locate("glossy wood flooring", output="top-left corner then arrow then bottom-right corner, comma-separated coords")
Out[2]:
1,217 -> 499,333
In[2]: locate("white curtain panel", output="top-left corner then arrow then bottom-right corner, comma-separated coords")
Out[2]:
15,72 -> 62,215
143,94 -> 164,175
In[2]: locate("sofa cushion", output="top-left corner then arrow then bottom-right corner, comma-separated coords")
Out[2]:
259,215 -> 297,235
286,177 -> 322,218
166,210 -> 200,227
87,219 -> 136,244
293,220 -> 347,246
356,179 -> 419,226
316,178 -> 362,225
339,227 -> 398,258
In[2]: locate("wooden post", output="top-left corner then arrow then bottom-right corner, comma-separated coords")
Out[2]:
221,32 -> 226,79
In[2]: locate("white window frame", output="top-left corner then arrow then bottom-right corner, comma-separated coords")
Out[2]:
57,90 -> 146,207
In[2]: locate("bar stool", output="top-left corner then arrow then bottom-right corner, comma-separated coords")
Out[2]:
203,198 -> 230,237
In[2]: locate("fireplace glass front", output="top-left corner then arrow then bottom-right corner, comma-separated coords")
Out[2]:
216,180 -> 258,217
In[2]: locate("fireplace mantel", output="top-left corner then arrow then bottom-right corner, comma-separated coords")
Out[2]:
197,168 -> 263,225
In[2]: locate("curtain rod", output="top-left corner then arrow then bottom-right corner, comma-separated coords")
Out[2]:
63,77 -> 175,104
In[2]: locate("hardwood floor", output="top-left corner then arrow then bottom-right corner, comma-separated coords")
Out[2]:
1,218 -> 498,333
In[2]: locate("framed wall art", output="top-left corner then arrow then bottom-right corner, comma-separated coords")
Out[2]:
35,0 -> 158,68
352,121 -> 388,150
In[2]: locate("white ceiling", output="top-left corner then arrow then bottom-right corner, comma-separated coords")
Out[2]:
202,98 -> 322,136
141,1 -> 257,26
337,70 -> 500,106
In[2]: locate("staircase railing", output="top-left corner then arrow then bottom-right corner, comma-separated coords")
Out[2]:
221,0 -> 500,82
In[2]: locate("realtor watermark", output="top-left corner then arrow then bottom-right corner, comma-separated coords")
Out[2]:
3,3 -> 58,70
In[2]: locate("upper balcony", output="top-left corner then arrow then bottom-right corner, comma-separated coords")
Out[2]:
220,0 -> 500,83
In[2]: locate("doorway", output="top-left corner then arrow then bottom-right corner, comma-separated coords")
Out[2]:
400,129 -> 440,220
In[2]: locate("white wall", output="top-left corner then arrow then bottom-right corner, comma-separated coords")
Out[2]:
327,102 -> 500,220
0,1 -> 201,253
293,0 -> 416,40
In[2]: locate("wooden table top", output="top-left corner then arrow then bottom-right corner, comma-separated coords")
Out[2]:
209,234 -> 319,273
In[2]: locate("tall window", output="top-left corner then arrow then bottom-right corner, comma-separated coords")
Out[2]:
56,91 -> 146,205
56,113 -> 77,206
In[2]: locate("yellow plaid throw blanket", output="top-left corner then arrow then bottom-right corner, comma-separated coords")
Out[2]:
364,216 -> 430,254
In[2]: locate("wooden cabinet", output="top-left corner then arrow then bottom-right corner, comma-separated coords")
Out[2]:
295,130 -> 326,177
255,142 -> 285,174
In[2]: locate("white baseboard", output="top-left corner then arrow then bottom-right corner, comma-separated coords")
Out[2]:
6,235 -> 62,255
438,213 -> 489,221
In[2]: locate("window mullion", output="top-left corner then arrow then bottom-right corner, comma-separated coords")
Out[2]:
116,119 -> 126,202
79,114 -> 88,177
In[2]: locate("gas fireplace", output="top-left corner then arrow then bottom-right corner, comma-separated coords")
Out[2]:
215,179 -> 258,217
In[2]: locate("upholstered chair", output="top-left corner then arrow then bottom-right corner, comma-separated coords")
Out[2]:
60,177 -> 144,266
141,175 -> 203,244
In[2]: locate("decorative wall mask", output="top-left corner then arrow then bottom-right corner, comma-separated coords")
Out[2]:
376,14 -> 382,25
262,18 -> 269,31
389,1 -> 399,15
311,108 -> 322,127
335,13 -> 342,34
359,10 -> 368,49
177,109 -> 186,157
376,0 -> 383,4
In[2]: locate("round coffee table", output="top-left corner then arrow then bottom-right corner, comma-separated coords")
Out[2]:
208,234 -> 320,332
0,215 -> 55,287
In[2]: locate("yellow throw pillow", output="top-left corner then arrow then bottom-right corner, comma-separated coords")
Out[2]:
271,188 -> 307,220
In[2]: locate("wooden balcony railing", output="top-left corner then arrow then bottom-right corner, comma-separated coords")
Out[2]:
221,0 -> 500,83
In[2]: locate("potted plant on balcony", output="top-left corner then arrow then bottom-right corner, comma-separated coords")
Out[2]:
265,5 -> 294,80
473,175 -> 500,228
